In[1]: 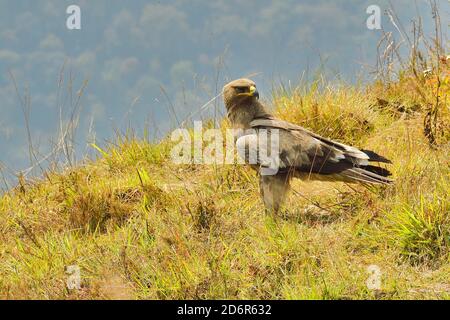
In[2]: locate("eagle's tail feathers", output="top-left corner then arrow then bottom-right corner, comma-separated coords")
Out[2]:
361,149 -> 392,164
342,167 -> 393,185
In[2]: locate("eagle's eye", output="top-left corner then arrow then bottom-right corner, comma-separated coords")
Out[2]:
234,86 -> 248,94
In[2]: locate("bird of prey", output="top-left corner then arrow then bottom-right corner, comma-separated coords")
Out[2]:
223,78 -> 393,213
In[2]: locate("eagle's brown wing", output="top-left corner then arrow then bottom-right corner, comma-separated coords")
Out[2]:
249,118 -> 393,184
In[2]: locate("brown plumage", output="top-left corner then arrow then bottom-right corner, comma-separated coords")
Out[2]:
223,78 -> 393,213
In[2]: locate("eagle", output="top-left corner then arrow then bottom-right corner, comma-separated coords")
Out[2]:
222,78 -> 393,213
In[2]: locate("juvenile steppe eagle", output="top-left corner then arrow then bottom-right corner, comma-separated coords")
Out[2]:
222,78 -> 393,213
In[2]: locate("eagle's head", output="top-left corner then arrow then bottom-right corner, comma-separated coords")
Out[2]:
222,78 -> 259,110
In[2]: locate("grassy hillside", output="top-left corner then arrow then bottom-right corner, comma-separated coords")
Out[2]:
1,55 -> 449,299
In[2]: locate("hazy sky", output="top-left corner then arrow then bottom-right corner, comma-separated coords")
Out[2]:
0,0 -> 448,183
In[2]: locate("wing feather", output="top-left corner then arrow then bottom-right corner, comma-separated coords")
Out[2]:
249,117 -> 393,184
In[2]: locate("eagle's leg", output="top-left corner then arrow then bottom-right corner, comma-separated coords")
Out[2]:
259,173 -> 291,214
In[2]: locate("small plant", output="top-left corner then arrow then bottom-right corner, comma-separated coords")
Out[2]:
383,193 -> 449,265
186,194 -> 218,232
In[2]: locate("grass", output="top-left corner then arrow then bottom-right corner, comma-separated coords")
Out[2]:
0,24 -> 449,300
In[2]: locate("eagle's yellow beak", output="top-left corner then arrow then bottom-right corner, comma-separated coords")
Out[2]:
250,85 -> 260,99
237,85 -> 259,99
